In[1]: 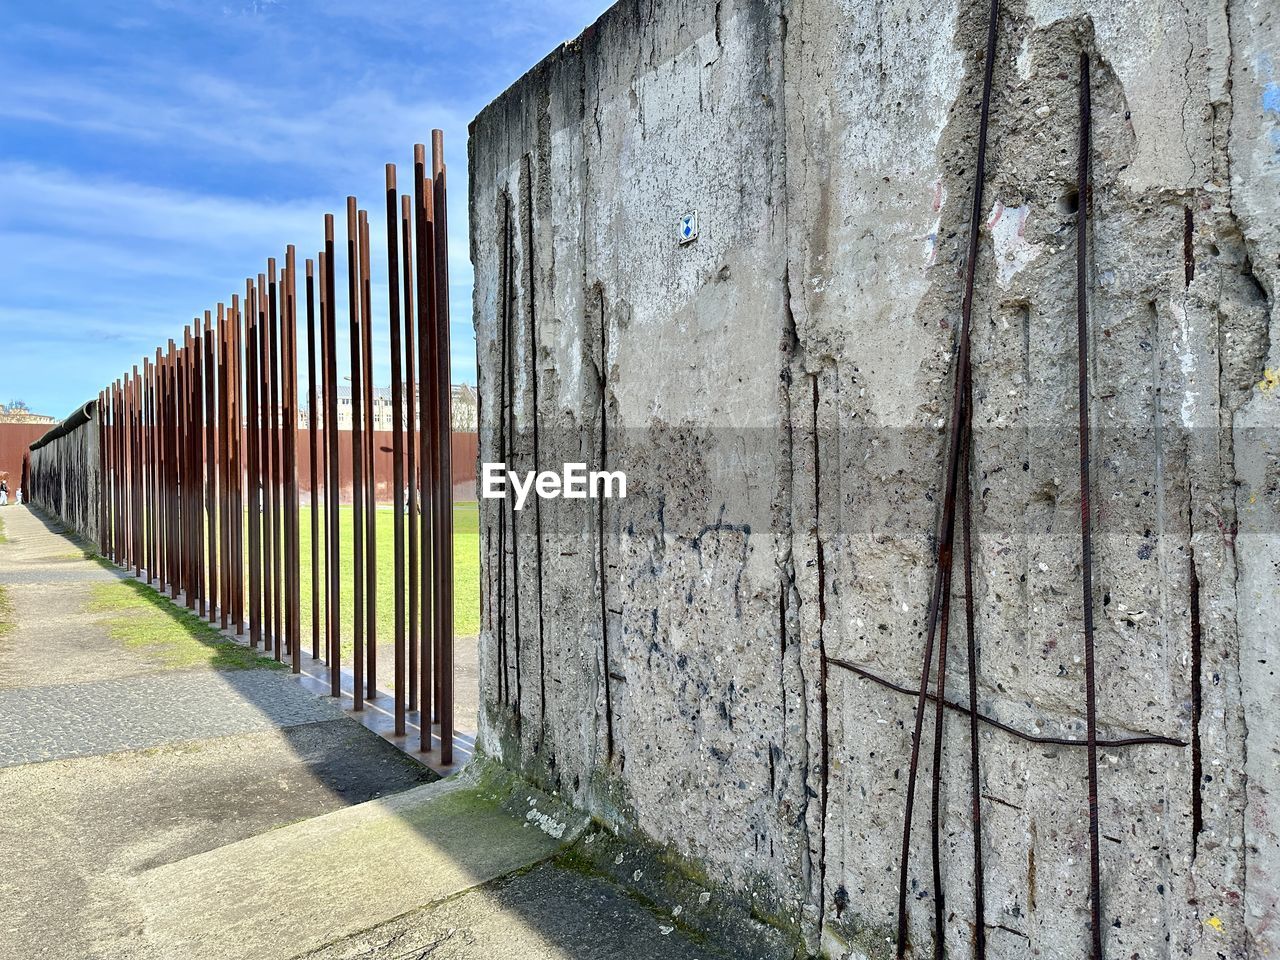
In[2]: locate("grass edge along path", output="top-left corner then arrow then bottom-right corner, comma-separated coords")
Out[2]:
88,574 -> 283,672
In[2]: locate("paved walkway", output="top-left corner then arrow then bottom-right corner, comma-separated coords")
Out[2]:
0,670 -> 346,766
0,506 -> 737,960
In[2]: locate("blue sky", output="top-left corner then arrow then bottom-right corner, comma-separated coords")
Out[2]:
0,0 -> 608,420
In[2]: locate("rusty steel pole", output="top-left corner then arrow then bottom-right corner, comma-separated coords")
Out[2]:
204,311 -> 218,624
125,368 -> 136,576
433,131 -> 455,764
190,325 -> 205,616
261,273 -> 276,652
268,261 -> 284,658
109,380 -> 117,564
158,348 -> 168,590
424,165 -> 442,729
151,355 -> 159,582
165,344 -> 177,599
231,294 -> 245,634
348,197 -> 366,711
414,144 -> 434,749
319,249 -> 333,667
323,214 -> 342,698
97,388 -> 107,557
306,259 -> 321,659
359,209 -> 378,699
218,302 -> 231,630
225,301 -> 236,629
402,192 -> 419,714
256,277 -> 271,647
142,359 -> 151,580
387,164 -> 406,735
285,246 -> 301,673
153,352 -> 162,583
118,373 -> 125,568
112,377 -> 119,564
246,282 -> 263,647
176,335 -> 187,604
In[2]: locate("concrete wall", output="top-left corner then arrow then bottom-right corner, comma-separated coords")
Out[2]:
469,0 -> 1279,956
27,412 -> 101,545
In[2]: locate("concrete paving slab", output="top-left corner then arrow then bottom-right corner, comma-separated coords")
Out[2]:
0,668 -> 349,767
297,861 -> 730,960
0,721 -> 437,960
131,768 -> 589,960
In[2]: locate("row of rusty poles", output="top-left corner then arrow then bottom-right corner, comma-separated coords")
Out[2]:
93,134 -> 454,763
97,295 -> 257,649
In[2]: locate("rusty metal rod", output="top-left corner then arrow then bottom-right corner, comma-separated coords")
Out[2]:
204,311 -> 218,624
896,0 -> 1001,954
414,144 -> 433,749
259,275 -> 274,649
269,261 -> 283,657
217,304 -> 229,628
168,344 -> 177,597
348,196 -> 366,711
319,248 -> 333,669
97,388 -> 106,556
433,131 -> 454,765
1076,50 -> 1104,960
323,215 -> 342,697
402,192 -> 419,713
827,658 -> 1185,749
359,209 -> 377,699
307,259 -> 320,659
246,282 -> 263,647
930,562 -> 955,957
142,358 -> 151,580
228,300 -> 238,630
191,325 -> 204,615
286,246 -> 301,673
387,165 -> 407,736
959,368 -> 986,960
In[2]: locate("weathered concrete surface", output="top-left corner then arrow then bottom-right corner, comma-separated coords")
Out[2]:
0,722 -> 437,960
297,861 -> 721,960
132,768 -> 587,960
1228,0 -> 1280,954
470,0 -> 1279,956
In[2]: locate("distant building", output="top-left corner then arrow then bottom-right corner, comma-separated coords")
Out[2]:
299,384 -> 478,433
0,403 -> 55,425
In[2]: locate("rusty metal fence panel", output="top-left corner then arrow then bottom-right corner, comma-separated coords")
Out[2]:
25,136 -> 458,765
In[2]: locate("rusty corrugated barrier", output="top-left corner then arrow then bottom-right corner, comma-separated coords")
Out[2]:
25,135 -> 459,766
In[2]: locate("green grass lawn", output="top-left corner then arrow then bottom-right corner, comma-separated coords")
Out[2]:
89,576 -> 282,670
0,584 -> 11,639
292,502 -> 479,658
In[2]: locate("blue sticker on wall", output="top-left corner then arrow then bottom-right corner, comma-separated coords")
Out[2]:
679,213 -> 698,244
